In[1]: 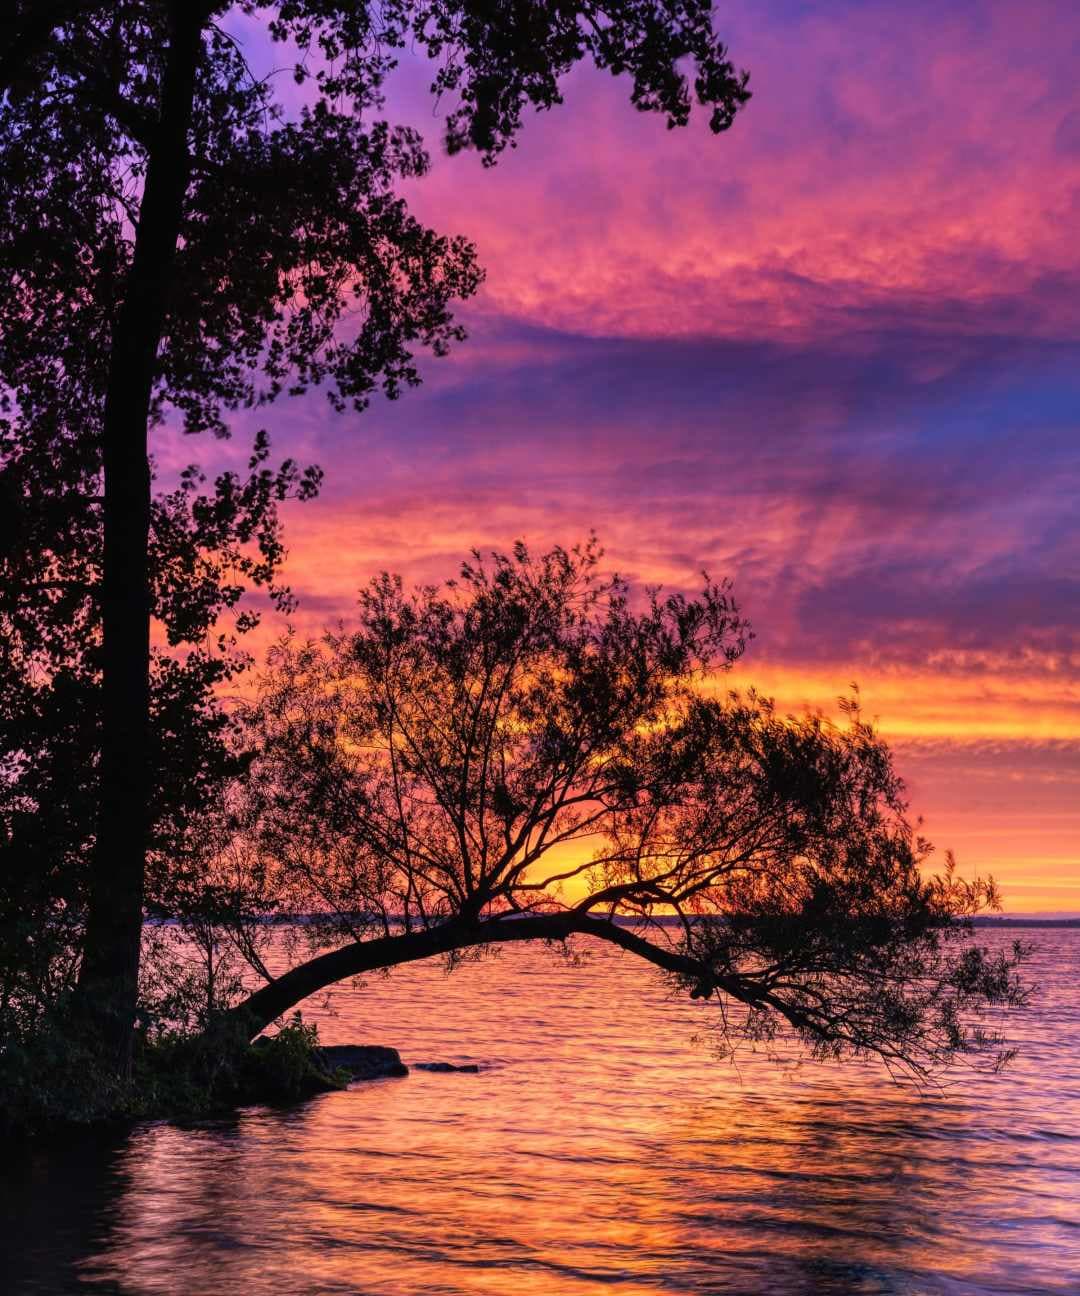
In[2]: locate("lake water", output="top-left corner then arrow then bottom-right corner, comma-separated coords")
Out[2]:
3,930 -> 1078,1295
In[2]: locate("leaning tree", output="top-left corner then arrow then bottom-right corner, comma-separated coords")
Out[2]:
203,541 -> 1026,1079
0,3 -> 751,1067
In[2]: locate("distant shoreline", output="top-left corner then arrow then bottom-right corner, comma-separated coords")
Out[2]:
144,913 -> 1080,929
969,917 -> 1080,928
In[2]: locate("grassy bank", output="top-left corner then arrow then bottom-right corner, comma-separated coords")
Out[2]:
0,1015 -> 345,1140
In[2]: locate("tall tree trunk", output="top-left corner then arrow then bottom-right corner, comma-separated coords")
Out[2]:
75,9 -> 203,1073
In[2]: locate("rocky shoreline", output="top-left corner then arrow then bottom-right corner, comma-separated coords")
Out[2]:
317,1044 -> 409,1081
317,1046 -> 481,1081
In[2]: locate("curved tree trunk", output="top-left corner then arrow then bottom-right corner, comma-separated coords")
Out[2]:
224,912 -> 752,1041
75,8 -> 204,1075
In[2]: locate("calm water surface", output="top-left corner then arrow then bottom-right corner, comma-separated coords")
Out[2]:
3,930 -> 1079,1295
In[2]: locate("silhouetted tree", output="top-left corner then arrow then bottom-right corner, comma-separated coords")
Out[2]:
214,541 -> 1025,1079
0,431 -> 319,1044
0,3 -> 751,1068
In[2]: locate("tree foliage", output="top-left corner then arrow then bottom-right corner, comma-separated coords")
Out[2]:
210,541 -> 1026,1079
0,2 -> 751,1057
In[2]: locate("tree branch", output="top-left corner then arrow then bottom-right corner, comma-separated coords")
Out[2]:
221,909 -> 776,1041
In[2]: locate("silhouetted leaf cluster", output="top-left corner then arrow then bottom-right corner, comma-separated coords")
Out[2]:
211,541 -> 1026,1077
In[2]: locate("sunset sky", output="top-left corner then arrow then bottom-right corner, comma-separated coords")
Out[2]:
168,0 -> 1080,912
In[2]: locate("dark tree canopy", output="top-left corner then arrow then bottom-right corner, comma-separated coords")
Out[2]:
207,542 -> 1026,1079
0,2 -> 751,1062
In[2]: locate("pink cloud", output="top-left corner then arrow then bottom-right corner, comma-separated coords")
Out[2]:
371,0 -> 1080,343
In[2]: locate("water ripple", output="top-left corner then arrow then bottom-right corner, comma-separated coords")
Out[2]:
3,931 -> 1078,1295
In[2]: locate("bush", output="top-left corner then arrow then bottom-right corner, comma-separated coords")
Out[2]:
0,1011 -> 343,1139
0,1012 -> 130,1138
244,1015 -> 344,1100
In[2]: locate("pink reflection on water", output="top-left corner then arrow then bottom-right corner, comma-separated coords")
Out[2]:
6,932 -> 1079,1295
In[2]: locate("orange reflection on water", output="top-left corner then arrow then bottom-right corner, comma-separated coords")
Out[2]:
3,933 -> 1069,1295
